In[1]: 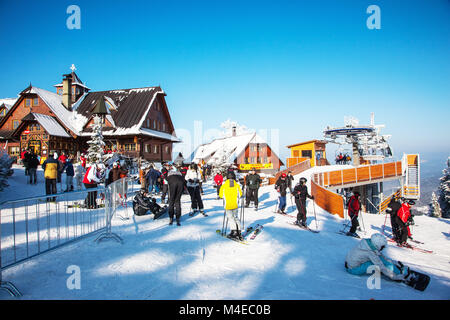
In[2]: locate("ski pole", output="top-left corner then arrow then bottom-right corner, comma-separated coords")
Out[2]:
313,200 -> 318,230
382,212 -> 388,235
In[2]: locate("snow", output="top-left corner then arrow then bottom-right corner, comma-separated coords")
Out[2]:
192,133 -> 267,165
31,113 -> 71,138
0,166 -> 449,300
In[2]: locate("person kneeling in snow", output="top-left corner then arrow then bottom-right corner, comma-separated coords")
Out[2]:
133,189 -> 167,218
345,233 -> 409,282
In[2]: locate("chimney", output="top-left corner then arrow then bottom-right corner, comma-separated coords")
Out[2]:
232,125 -> 237,137
62,74 -> 72,110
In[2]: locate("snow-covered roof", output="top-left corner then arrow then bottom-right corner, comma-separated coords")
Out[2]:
32,113 -> 71,138
0,97 -> 18,110
29,87 -> 80,135
191,132 -> 267,165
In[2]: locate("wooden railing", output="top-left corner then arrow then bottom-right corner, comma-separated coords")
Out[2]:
378,188 -> 401,214
314,161 -> 402,189
311,180 -> 344,218
273,159 -> 311,182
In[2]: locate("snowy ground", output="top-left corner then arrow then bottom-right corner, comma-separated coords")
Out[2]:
1,166 -> 449,300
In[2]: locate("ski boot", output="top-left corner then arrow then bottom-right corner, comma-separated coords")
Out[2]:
227,230 -> 238,240
236,230 -> 244,241
169,217 -> 174,225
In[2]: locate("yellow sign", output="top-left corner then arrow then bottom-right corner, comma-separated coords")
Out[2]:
239,163 -> 273,170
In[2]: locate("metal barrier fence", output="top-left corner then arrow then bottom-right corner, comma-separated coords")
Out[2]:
0,176 -> 137,297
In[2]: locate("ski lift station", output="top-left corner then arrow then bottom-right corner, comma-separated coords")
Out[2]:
277,113 -> 420,216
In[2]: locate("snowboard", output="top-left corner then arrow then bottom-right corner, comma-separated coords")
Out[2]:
153,206 -> 168,220
403,270 -> 431,291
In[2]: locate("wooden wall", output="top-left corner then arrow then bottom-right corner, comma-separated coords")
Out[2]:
311,179 -> 344,218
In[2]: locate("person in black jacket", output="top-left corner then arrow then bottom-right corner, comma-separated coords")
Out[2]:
386,196 -> 402,241
133,189 -> 167,218
292,177 -> 314,227
63,159 -> 75,192
28,153 -> 40,184
245,169 -> 262,210
275,173 -> 289,213
286,171 -> 295,193
167,168 -> 185,226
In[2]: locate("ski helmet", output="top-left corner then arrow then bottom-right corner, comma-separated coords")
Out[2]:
299,177 -> 307,184
370,233 -> 387,251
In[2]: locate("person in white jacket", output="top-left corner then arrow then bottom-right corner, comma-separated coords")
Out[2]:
185,163 -> 205,215
345,233 -> 409,281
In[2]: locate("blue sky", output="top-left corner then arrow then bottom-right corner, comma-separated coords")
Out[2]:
0,0 -> 449,162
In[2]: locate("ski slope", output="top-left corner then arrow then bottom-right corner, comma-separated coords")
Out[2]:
1,167 -> 449,300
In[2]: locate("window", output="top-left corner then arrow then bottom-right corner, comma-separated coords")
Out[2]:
145,144 -> 151,153
146,119 -> 150,128
250,157 -> 256,163
25,99 -> 31,107
13,120 -> 20,129
165,146 -> 170,154
264,157 -> 268,163
33,98 -> 39,106
0,109 -> 5,116
153,145 -> 159,154
153,120 -> 156,129
9,146 -> 20,157
162,123 -> 166,132
302,150 -> 312,158
124,143 -> 136,151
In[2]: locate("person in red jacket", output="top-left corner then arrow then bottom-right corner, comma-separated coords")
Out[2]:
214,171 -> 224,199
346,191 -> 361,237
80,153 -> 87,168
83,163 -> 101,208
396,199 -> 414,245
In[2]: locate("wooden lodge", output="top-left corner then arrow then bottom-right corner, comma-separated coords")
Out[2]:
0,67 -> 179,162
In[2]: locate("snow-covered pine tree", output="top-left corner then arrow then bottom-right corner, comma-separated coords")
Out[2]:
86,115 -> 105,165
0,149 -> 14,191
430,192 -> 441,217
436,156 -> 450,218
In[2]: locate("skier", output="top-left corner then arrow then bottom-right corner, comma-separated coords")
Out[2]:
245,169 -> 261,210
396,199 -> 415,245
292,177 -> 314,227
166,167 -> 185,226
346,191 -> 361,237
275,173 -> 289,214
219,172 -> 244,241
286,171 -> 295,193
385,196 -> 402,242
185,163 -> 205,215
214,171 -> 224,199
345,233 -> 410,282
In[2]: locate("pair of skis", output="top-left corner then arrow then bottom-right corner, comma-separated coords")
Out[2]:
216,224 -> 264,245
387,238 -> 433,254
189,209 -> 208,217
275,211 -> 320,233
